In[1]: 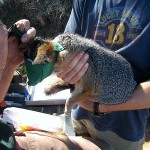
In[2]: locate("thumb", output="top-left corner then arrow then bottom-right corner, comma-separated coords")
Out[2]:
21,27 -> 36,43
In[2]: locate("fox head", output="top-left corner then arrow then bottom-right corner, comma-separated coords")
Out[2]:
26,37 -> 56,64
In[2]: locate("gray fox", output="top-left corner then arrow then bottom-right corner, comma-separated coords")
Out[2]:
29,33 -> 137,114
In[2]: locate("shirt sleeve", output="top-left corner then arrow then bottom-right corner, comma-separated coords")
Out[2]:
64,0 -> 85,34
116,23 -> 150,83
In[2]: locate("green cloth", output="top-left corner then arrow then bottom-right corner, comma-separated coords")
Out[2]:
25,41 -> 64,86
25,58 -> 54,86
0,117 -> 17,150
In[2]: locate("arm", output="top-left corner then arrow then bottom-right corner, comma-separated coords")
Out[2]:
78,80 -> 150,113
0,62 -> 17,102
102,81 -> 150,112
0,20 -> 8,79
0,19 -> 36,102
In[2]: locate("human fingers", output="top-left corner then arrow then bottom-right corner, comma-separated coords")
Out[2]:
57,52 -> 85,78
8,19 -> 36,43
21,27 -> 36,43
15,19 -> 30,32
57,52 -> 89,83
16,19 -> 36,43
8,19 -> 30,42
68,62 -> 89,84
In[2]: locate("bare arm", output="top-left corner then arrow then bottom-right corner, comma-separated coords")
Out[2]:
0,20 -> 8,79
0,62 -> 17,102
100,81 -> 150,112
0,19 -> 36,102
77,80 -> 150,113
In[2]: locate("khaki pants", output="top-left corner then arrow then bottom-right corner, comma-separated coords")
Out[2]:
72,119 -> 145,150
15,131 -> 110,150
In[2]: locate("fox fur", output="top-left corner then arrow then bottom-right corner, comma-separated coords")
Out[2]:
30,33 -> 137,114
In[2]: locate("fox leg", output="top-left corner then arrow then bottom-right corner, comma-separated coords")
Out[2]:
44,75 -> 69,95
65,91 -> 91,114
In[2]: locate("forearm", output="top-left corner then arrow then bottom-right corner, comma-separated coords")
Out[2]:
0,63 -> 18,102
0,69 -> 3,79
79,81 -> 150,113
100,81 -> 150,113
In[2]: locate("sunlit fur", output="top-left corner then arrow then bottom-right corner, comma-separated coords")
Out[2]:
33,41 -> 55,64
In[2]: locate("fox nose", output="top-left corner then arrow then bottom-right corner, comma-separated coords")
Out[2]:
44,60 -> 50,63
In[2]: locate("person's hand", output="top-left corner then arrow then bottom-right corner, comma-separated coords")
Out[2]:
7,19 -> 36,68
0,20 -> 8,70
57,52 -> 89,84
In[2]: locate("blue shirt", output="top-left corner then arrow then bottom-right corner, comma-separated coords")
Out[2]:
65,0 -> 150,141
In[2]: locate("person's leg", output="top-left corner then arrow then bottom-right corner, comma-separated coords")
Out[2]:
72,119 -> 113,150
72,118 -> 91,137
96,130 -> 145,150
15,131 -> 110,150
72,119 -> 145,150
15,132 -> 72,150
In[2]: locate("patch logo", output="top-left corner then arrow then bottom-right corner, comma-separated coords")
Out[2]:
93,6 -> 143,50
